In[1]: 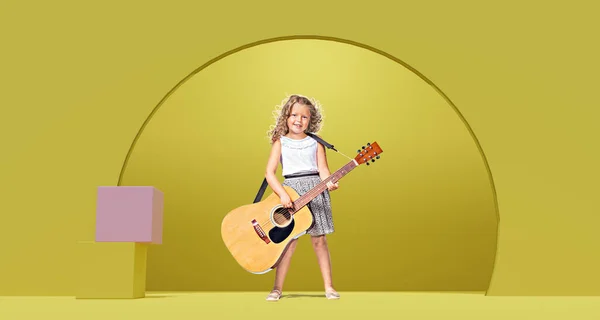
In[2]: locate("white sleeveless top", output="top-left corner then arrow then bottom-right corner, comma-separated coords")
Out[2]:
280,135 -> 319,176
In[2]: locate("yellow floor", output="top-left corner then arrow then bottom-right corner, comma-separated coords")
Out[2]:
1,292 -> 599,320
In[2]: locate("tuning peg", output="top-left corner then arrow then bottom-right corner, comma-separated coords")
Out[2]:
371,159 -> 375,163
366,162 -> 370,166
367,143 -> 371,146
376,155 -> 380,159
357,149 -> 361,153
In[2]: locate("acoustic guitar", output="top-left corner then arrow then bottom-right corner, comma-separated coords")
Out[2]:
221,142 -> 383,274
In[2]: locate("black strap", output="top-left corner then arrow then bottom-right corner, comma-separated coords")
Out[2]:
253,133 -> 337,203
305,132 -> 337,152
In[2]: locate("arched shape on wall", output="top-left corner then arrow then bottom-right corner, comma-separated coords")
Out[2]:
116,35 -> 500,294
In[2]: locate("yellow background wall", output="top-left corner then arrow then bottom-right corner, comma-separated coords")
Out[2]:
1,1 -> 598,296
119,39 -> 497,291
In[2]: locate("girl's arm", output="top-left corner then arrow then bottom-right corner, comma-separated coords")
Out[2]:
317,138 -> 339,191
265,139 -> 289,199
316,142 -> 331,180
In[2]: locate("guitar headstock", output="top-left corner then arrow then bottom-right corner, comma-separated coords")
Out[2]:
354,142 -> 383,166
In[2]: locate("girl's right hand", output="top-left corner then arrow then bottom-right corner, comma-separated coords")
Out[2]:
280,194 -> 293,209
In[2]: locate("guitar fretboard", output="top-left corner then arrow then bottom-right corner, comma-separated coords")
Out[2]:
291,160 -> 358,214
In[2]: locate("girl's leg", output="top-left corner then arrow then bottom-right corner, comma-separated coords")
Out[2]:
272,238 -> 299,292
311,235 -> 337,293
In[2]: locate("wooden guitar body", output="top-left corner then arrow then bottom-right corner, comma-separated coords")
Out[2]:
221,185 -> 314,274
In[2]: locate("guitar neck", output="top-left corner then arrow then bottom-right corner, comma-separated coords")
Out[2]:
292,160 -> 358,213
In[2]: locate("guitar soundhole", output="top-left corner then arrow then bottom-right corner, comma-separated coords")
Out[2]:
272,207 -> 293,228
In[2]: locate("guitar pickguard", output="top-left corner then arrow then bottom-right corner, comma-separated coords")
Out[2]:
267,219 -> 295,244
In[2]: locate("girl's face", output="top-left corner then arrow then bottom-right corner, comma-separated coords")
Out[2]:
287,103 -> 311,135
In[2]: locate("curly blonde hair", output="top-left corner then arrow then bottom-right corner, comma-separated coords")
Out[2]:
267,94 -> 324,144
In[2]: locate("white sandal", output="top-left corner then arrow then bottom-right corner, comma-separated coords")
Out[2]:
266,289 -> 282,301
325,289 -> 340,300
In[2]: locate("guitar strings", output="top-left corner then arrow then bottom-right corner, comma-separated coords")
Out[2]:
257,148 -> 372,229
257,148 -> 362,230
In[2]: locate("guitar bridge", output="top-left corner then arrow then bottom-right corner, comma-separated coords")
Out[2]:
251,219 -> 270,244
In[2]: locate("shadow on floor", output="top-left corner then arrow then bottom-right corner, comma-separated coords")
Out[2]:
282,293 -> 326,299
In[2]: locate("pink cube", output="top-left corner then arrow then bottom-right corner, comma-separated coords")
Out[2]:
96,186 -> 163,244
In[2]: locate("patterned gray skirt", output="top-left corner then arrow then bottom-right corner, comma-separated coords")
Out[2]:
283,173 -> 334,237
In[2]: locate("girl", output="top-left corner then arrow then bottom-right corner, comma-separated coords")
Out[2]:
264,94 -> 340,301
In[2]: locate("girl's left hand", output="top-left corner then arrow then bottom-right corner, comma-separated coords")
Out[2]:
326,181 -> 339,191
